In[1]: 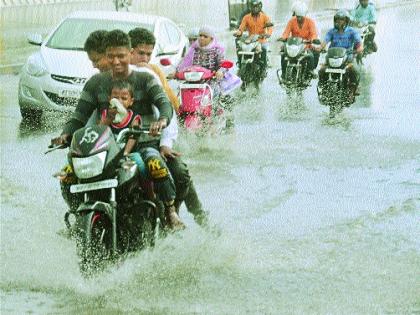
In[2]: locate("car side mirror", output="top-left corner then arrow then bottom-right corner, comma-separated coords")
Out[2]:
27,33 -> 43,46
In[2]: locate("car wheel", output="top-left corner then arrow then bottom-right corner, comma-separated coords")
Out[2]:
19,106 -> 42,121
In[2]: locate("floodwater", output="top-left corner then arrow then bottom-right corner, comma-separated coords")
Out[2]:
1,3 -> 419,314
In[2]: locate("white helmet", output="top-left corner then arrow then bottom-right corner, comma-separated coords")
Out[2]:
292,2 -> 308,17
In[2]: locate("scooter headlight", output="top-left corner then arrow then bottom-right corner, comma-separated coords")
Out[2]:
328,57 -> 345,68
286,44 -> 301,58
72,151 -> 107,179
184,71 -> 204,82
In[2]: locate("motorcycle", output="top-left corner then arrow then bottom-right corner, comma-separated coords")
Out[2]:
49,125 -> 161,277
276,37 -> 320,93
317,47 -> 357,118
235,22 -> 273,91
235,34 -> 266,91
175,60 -> 237,134
352,22 -> 377,64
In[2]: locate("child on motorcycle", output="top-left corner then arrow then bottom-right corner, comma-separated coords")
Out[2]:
318,9 -> 363,102
104,79 -> 185,230
278,1 -> 320,80
351,0 -> 378,52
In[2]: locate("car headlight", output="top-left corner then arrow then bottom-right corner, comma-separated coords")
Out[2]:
328,57 -> 345,68
286,44 -> 301,58
72,151 -> 107,179
25,53 -> 48,77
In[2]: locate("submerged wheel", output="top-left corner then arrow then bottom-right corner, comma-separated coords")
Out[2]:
76,212 -> 112,277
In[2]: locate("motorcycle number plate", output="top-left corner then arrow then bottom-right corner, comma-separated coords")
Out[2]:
59,89 -> 81,98
70,179 -> 118,193
326,68 -> 346,74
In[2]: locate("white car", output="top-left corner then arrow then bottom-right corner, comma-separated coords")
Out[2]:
18,11 -> 188,120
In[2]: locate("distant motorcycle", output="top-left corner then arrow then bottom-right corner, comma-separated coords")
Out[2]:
175,60 -> 236,134
317,47 -> 357,117
49,126 -> 161,277
235,34 -> 266,90
276,37 -> 320,93
352,22 -> 377,64
235,23 -> 272,91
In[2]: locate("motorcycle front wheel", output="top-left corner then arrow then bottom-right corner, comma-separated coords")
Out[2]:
76,211 -> 113,277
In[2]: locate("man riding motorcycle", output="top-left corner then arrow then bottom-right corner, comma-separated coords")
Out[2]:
277,1 -> 320,80
234,0 -> 273,70
52,30 -> 185,229
351,0 -> 378,52
318,9 -> 363,101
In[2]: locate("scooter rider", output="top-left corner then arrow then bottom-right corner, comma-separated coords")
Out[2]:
278,1 -> 320,79
351,0 -> 378,52
234,0 -> 273,69
318,9 -> 363,101
52,29 -> 185,229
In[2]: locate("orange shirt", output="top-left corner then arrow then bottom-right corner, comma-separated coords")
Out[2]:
239,12 -> 273,43
281,16 -> 318,41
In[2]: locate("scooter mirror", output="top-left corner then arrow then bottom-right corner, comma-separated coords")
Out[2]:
160,58 -> 172,66
220,60 -> 234,69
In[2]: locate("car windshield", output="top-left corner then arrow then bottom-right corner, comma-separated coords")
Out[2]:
46,18 -> 153,50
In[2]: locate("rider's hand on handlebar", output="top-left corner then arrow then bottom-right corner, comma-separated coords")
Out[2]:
51,134 -> 70,146
149,118 -> 166,136
233,30 -> 242,37
215,70 -> 224,80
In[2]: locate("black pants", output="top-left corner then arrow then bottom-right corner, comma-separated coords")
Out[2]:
166,156 -> 207,224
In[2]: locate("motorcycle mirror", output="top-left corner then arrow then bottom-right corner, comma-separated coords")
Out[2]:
264,22 -> 274,28
312,39 -> 321,45
220,60 -> 234,69
160,58 -> 172,66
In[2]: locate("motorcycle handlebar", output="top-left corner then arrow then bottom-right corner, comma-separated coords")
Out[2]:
116,128 -> 160,144
44,143 -> 68,155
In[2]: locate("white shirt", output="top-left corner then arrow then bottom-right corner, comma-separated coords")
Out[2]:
131,65 -> 179,149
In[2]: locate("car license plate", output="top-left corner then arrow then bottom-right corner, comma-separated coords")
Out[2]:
326,68 -> 346,74
59,89 -> 81,98
70,179 -> 118,193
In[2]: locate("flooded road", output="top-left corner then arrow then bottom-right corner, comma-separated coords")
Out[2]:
1,3 -> 419,314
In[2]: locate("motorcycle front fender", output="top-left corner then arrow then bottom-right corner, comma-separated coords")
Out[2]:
75,201 -> 117,252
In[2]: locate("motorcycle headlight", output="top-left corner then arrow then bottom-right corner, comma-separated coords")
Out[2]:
25,53 -> 48,77
184,71 -> 204,82
286,44 -> 301,58
72,151 -> 107,179
328,57 -> 345,68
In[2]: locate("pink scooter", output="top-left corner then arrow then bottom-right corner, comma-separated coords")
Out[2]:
175,60 -> 235,133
